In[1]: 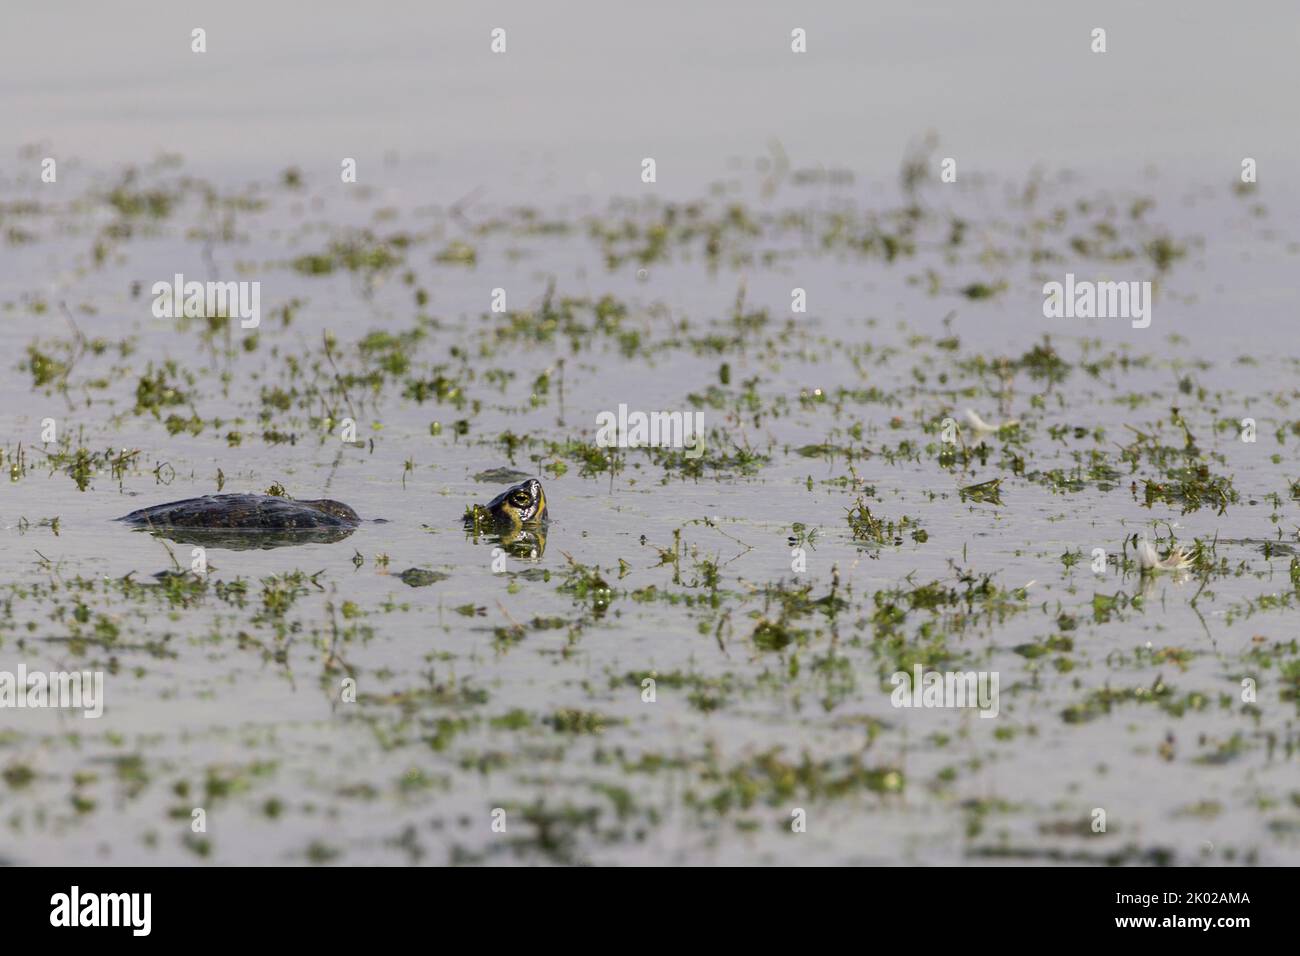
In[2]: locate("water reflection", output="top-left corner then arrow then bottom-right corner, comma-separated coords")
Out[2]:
130,525 -> 357,551
466,524 -> 547,561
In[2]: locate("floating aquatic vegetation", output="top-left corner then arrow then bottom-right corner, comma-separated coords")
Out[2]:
398,568 -> 447,588
958,478 -> 1003,504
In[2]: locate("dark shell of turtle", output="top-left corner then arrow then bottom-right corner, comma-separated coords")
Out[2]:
118,494 -> 360,531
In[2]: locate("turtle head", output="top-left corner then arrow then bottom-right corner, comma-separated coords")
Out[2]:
490,479 -> 547,527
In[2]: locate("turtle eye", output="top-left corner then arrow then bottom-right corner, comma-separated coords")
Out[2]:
510,492 -> 531,507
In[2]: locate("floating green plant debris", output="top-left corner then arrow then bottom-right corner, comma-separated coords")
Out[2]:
958,478 -> 1003,504
398,568 -> 447,588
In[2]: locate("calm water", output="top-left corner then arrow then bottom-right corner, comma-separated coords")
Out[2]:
1,2 -> 1298,865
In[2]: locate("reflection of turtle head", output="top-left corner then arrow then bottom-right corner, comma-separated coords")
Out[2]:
497,523 -> 547,560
